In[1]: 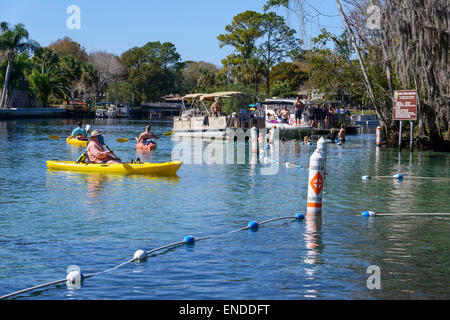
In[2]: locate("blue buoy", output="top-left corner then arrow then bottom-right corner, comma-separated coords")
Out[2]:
247,221 -> 259,230
393,173 -> 403,179
183,235 -> 195,244
338,142 -> 342,146
361,211 -> 376,217
295,213 -> 305,220
308,141 -> 312,145
361,175 -> 371,180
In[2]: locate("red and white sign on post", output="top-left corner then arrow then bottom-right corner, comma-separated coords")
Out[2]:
393,90 -> 417,120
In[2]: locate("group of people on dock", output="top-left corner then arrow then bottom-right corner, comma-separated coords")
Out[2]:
306,104 -> 351,129
267,98 -> 350,130
69,122 -> 158,164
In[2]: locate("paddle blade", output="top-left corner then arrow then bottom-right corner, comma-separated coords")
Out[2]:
162,130 -> 174,136
49,135 -> 61,140
85,124 -> 91,133
117,138 -> 130,143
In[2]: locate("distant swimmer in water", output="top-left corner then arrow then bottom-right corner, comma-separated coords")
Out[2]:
304,131 -> 313,144
338,125 -> 347,142
327,128 -> 337,141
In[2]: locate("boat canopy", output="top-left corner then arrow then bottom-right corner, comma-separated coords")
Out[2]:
258,98 -> 308,105
200,91 -> 250,101
182,93 -> 206,101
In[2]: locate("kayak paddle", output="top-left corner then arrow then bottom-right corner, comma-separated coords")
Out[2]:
117,138 -> 135,143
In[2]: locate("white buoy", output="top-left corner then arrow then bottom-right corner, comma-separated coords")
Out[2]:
133,250 -> 147,262
362,175 -> 371,180
269,126 -> 279,145
361,211 -> 376,217
306,149 -> 326,216
66,270 -> 82,286
316,137 -> 327,178
250,127 -> 258,153
317,137 -> 327,155
376,126 -> 382,146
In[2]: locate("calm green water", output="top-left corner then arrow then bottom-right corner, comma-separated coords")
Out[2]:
0,118 -> 449,300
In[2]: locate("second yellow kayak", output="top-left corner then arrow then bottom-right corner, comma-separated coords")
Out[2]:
66,137 -> 88,147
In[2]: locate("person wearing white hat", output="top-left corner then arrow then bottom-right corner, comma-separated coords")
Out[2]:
87,130 -> 121,164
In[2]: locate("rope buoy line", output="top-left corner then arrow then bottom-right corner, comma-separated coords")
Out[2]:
361,211 -> 450,217
3,209 -> 448,299
362,174 -> 449,181
0,214 -> 305,300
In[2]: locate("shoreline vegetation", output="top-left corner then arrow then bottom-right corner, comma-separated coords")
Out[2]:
0,0 -> 448,151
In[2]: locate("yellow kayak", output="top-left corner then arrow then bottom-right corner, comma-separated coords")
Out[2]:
47,160 -> 182,175
66,137 -> 88,147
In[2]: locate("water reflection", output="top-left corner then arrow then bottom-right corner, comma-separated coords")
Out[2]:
303,216 -> 323,298
85,174 -> 109,201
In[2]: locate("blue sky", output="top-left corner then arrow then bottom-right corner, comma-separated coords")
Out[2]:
1,0 -> 345,66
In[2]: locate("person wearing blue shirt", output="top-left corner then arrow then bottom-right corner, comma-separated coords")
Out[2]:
71,122 -> 88,140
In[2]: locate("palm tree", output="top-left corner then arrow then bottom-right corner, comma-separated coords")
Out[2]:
0,23 -> 39,108
0,52 -> 32,98
241,58 -> 264,96
28,62 -> 71,106
80,63 -> 99,105
28,48 -> 71,106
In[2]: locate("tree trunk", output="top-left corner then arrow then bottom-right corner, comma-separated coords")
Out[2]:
334,0 -> 387,128
0,53 -> 14,108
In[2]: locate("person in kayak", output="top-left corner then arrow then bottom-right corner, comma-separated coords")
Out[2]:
70,121 -> 89,140
87,130 -> 121,164
135,125 -> 159,146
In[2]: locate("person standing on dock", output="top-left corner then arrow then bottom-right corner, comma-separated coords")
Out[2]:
294,97 -> 305,126
326,106 -> 334,129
